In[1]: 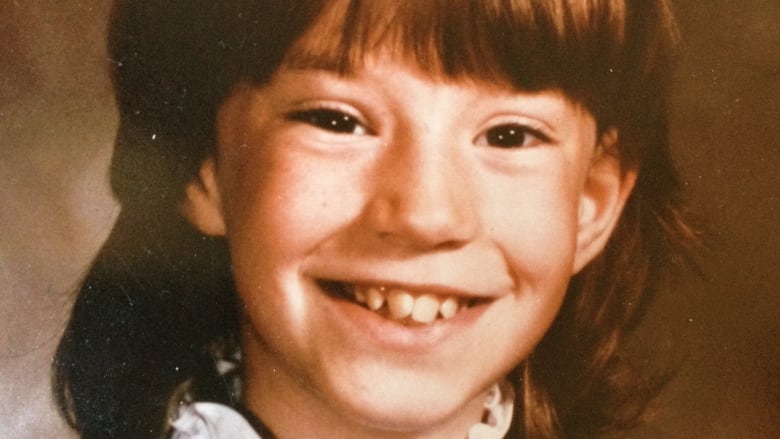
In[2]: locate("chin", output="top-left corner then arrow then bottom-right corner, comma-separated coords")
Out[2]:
322,364 -> 489,435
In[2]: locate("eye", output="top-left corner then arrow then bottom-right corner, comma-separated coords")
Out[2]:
476,123 -> 551,149
288,108 -> 370,135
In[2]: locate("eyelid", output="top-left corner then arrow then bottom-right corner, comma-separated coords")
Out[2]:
474,115 -> 557,148
286,101 -> 374,135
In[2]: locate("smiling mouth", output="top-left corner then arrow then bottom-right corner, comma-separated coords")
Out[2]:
318,280 -> 482,325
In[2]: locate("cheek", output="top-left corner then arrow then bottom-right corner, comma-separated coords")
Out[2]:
220,142 -> 366,292
480,169 -> 582,287
219,151 -> 334,349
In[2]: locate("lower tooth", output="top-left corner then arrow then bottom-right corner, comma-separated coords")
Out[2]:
411,294 -> 439,323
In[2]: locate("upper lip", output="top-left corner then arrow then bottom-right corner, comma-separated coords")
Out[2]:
300,247 -> 517,299
304,264 -> 514,300
321,277 -> 484,299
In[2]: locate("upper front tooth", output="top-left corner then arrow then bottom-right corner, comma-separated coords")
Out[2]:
387,289 -> 414,319
366,287 -> 385,310
411,294 -> 440,323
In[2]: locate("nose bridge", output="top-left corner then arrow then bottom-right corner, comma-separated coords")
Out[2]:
367,127 -> 477,248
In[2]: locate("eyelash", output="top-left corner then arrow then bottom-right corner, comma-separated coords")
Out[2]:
288,107 -> 371,136
475,123 -> 552,149
288,107 -> 551,149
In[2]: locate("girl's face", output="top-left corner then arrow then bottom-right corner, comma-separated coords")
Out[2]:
185,56 -> 633,437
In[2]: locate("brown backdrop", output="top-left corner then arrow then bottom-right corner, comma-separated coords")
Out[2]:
1,2 -> 777,437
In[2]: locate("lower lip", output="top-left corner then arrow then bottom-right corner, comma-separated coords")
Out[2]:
317,284 -> 492,353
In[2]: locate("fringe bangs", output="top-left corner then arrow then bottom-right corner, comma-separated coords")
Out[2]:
281,0 -> 631,95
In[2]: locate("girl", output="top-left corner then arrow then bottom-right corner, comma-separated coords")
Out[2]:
54,0 -> 694,437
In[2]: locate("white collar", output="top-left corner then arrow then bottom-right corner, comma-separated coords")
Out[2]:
171,401 -> 261,439
171,380 -> 514,439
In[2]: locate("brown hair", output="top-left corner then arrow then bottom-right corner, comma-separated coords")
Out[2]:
55,1 -> 693,437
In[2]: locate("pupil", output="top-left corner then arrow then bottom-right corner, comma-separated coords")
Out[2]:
487,126 -> 525,147
312,111 -> 355,133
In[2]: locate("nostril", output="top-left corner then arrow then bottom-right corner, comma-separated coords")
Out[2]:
362,190 -> 477,250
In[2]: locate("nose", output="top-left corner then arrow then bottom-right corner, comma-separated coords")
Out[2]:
363,135 -> 478,250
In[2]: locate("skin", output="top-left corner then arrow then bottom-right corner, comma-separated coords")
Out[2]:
182,57 -> 635,438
